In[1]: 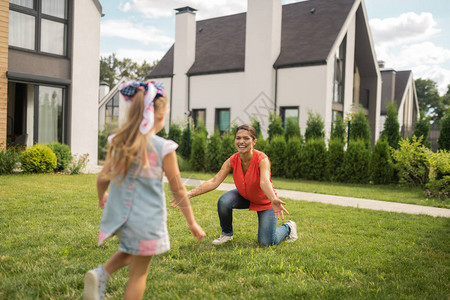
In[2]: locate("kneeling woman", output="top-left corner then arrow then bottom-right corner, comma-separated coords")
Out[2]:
172,124 -> 298,245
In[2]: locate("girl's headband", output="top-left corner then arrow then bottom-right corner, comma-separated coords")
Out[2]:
119,80 -> 165,135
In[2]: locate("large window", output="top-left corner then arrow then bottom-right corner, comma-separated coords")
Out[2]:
192,109 -> 206,128
280,107 -> 299,130
333,36 -> 346,104
105,93 -> 119,123
38,85 -> 65,143
215,108 -> 230,133
9,0 -> 68,56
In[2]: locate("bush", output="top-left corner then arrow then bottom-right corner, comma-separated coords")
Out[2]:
168,123 -> 182,145
268,112 -> 284,141
391,136 -> 430,186
266,135 -> 286,178
413,114 -> 431,148
330,114 -> 346,144
177,154 -> 191,172
326,138 -> 345,182
438,112 -> 450,150
156,127 -> 167,138
194,120 -> 208,138
21,144 -> 57,174
179,123 -> 192,159
206,131 -> 223,172
350,111 -> 371,148
67,153 -> 89,175
285,136 -> 302,178
221,133 -> 236,163
0,147 -> 20,175
254,135 -> 268,153
190,131 -> 207,172
98,121 -> 118,161
46,142 -> 72,172
250,118 -> 262,137
425,150 -> 449,197
340,139 -> 370,184
381,102 -> 401,149
304,112 -> 324,142
300,138 -> 327,181
369,138 -> 394,184
285,118 -> 303,143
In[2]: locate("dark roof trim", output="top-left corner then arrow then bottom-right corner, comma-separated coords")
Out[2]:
7,71 -> 72,85
187,68 -> 244,77
274,60 -> 327,69
175,6 -> 197,14
147,74 -> 174,79
91,0 -> 103,16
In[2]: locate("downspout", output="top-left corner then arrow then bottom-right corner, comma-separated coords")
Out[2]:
187,75 -> 191,112
274,68 -> 278,112
169,76 -> 173,125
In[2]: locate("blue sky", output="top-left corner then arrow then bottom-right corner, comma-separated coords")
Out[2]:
99,0 -> 450,95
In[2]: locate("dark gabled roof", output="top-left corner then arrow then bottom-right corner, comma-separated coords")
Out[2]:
395,71 -> 411,106
148,0 -> 356,78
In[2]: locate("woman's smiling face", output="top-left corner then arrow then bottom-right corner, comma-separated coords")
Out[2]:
235,129 -> 256,154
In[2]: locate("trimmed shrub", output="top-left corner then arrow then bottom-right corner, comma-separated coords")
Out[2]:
21,144 -> 57,173
304,112 -> 324,142
221,133 -> 236,162
168,123 -> 182,145
285,136 -> 302,178
381,102 -> 400,149
206,131 -> 223,172
330,114 -> 346,144
177,154 -> 190,172
266,135 -> 286,177
285,118 -> 303,143
425,150 -> 450,197
156,127 -> 167,138
46,142 -> 72,172
0,147 -> 20,174
350,111 -> 371,148
438,112 -> 450,150
194,120 -> 208,137
189,131 -> 207,172
413,114 -> 431,148
340,139 -> 370,184
179,123 -> 192,159
268,112 -> 284,141
250,118 -> 262,136
391,136 -> 430,186
369,138 -> 394,184
326,138 -> 345,182
254,135 -> 268,153
300,138 -> 327,181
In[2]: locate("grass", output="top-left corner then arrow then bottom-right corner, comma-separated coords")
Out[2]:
180,171 -> 450,209
0,174 -> 449,299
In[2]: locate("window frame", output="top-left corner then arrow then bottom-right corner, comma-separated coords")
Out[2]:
215,108 -> 230,134
105,93 -> 120,124
192,108 -> 206,128
280,106 -> 299,130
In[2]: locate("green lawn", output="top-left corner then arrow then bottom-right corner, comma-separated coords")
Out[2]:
180,171 -> 450,209
0,174 -> 449,299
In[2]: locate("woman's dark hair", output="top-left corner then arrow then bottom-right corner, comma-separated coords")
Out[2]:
235,124 -> 257,140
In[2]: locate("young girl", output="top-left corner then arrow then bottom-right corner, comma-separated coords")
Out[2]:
84,81 -> 205,300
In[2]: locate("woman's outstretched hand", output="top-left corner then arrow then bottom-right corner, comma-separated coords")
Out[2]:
272,198 -> 289,220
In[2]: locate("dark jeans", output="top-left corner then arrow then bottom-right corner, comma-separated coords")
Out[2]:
217,189 -> 290,245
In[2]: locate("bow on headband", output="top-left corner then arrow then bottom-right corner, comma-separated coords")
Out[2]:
118,80 -> 165,135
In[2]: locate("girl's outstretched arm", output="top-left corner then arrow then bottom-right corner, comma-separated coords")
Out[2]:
163,151 -> 206,241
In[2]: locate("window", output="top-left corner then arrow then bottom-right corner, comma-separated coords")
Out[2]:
333,36 -> 346,104
105,93 -> 119,123
192,109 -> 206,128
215,108 -> 230,133
9,0 -> 68,56
38,85 -> 66,143
332,110 -> 343,124
280,107 -> 299,130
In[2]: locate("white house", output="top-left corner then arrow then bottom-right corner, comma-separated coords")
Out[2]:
1,0 -> 102,165
149,0 -> 381,144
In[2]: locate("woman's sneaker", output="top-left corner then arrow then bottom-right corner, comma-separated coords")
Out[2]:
212,234 -> 233,245
286,221 -> 298,242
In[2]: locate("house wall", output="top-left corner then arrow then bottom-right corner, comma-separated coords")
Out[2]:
70,0 -> 101,164
277,65 -> 328,135
190,72 -> 245,132
0,0 -> 8,148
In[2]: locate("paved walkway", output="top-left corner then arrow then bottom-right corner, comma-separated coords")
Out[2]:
178,178 -> 450,218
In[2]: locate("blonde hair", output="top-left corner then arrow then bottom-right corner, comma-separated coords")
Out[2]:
105,90 -> 167,183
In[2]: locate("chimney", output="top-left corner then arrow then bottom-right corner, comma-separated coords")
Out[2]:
99,81 -> 110,102
172,6 -> 197,120
244,0 -> 282,113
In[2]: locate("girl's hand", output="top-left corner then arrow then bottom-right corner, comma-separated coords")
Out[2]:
189,222 -> 206,241
99,192 -> 108,209
272,198 -> 289,220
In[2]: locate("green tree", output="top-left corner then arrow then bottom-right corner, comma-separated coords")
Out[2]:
327,138 -> 345,182
381,102 -> 401,149
330,114 -> 346,144
285,136 -> 302,178
415,78 -> 441,123
250,117 -> 262,136
168,123 -> 182,145
350,111 -> 371,148
369,138 -> 394,184
189,131 -> 207,172
267,112 -> 284,141
304,111 -> 324,142
340,139 -> 370,184
285,118 -> 302,142
206,131 -> 223,172
300,138 -> 327,181
413,113 -> 431,148
266,135 -> 286,178
438,110 -> 450,150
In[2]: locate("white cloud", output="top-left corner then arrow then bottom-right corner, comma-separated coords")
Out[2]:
370,12 -> 440,47
101,49 -> 166,64
101,19 -> 173,46
412,65 -> 450,95
120,0 -> 246,20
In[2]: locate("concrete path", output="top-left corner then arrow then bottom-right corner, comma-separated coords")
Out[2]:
178,178 -> 450,218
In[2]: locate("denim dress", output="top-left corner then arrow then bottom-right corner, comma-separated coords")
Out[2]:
97,135 -> 177,256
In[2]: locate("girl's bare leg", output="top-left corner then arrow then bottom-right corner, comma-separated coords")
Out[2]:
104,251 -> 132,275
124,255 -> 152,300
